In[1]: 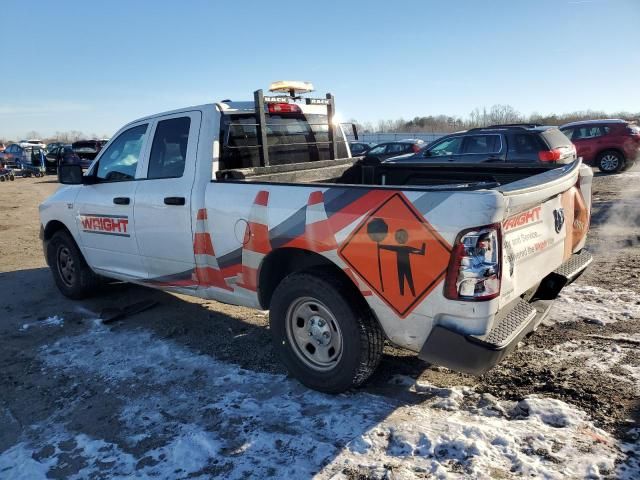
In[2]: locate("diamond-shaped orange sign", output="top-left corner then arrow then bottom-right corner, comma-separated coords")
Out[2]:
339,193 -> 452,317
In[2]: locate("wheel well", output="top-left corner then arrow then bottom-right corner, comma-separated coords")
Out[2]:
43,220 -> 71,242
258,248 -> 360,310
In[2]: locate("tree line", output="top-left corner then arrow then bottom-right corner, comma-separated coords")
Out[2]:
3,105 -> 639,144
350,105 -> 639,134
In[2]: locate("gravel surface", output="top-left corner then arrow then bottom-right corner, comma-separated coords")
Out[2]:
0,169 -> 638,478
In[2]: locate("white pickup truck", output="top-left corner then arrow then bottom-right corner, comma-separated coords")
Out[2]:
40,82 -> 593,393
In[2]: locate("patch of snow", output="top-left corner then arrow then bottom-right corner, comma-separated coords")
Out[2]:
0,443 -> 58,479
19,315 -> 64,332
0,321 -> 637,479
551,284 -> 640,325
324,389 -> 629,479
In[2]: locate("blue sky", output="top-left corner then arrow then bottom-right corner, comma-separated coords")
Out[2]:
1,0 -> 638,139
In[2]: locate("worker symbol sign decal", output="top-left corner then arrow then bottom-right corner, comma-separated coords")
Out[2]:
339,193 -> 452,317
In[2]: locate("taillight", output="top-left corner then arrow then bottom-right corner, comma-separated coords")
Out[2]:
412,144 -> 421,153
445,224 -> 501,301
538,149 -> 562,162
267,103 -> 302,114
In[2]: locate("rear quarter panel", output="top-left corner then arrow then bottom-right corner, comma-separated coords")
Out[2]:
201,183 -> 505,351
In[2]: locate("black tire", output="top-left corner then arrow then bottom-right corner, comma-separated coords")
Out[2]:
270,269 -> 384,393
597,150 -> 624,173
9,175 -> 14,181
47,230 -> 100,299
0,176 -> 4,182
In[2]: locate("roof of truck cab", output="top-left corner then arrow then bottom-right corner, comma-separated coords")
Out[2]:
217,101 -> 255,113
121,104 -> 216,128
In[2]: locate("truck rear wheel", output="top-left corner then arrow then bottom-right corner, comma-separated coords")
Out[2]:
270,269 -> 384,393
47,230 -> 100,299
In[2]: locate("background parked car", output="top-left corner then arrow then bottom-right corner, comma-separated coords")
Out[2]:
46,142 -> 65,152
0,144 -> 46,170
361,139 -> 425,162
559,119 -> 640,173
44,144 -> 73,173
71,140 -> 105,169
0,144 -> 37,167
384,125 -> 576,166
349,141 -> 376,156
18,139 -> 46,149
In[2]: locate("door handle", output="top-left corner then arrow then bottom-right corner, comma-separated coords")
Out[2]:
113,197 -> 130,205
164,196 -> 185,206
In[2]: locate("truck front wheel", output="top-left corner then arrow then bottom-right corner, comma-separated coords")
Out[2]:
270,270 -> 383,393
47,230 -> 100,299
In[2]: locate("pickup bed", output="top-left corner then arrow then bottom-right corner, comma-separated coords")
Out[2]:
40,88 -> 593,392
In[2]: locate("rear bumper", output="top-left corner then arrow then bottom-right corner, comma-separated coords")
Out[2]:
418,250 -> 593,375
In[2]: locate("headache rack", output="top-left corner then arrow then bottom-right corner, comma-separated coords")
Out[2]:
220,88 -> 341,168
255,89 -> 340,167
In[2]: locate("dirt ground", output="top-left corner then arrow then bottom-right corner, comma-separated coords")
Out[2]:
0,169 -> 638,477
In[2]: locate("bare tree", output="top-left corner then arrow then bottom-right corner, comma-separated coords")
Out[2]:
25,130 -> 42,139
487,104 -> 522,125
352,105 -> 639,135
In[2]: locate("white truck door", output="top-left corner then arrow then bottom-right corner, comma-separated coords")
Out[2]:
74,123 -> 150,279
134,111 -> 201,280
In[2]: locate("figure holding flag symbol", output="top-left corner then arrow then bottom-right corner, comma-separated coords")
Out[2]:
366,218 -> 426,296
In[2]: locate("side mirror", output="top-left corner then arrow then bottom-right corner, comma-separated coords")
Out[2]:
58,164 -> 83,185
423,150 -> 432,157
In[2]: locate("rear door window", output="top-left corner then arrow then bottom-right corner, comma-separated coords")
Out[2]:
367,144 -> 387,155
508,134 -> 544,154
385,143 -> 406,154
561,126 -> 604,141
148,117 -> 191,179
461,135 -> 501,154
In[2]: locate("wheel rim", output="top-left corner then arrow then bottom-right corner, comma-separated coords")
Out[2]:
285,297 -> 343,371
57,246 -> 76,287
600,154 -> 619,171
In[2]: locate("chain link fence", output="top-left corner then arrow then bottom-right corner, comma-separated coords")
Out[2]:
346,132 -> 446,145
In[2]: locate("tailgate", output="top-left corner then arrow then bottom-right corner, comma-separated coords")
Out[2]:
498,161 -> 592,307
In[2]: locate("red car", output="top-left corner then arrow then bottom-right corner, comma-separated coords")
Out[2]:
560,119 -> 640,173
